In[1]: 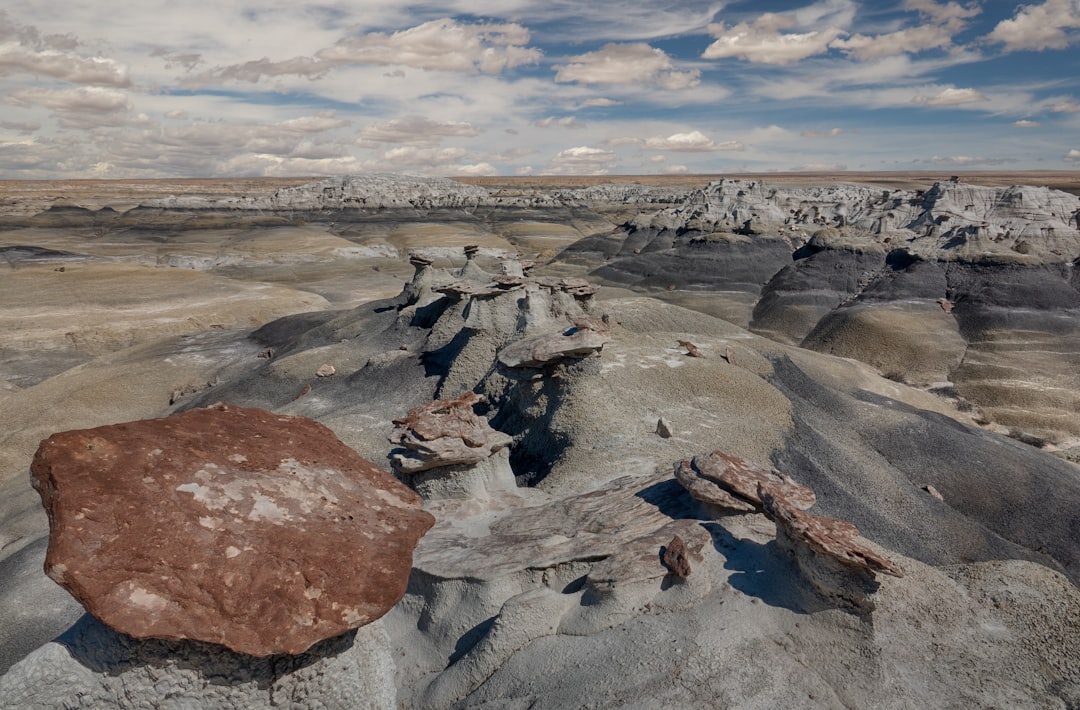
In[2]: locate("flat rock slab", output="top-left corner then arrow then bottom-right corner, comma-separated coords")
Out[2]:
30,403 -> 434,656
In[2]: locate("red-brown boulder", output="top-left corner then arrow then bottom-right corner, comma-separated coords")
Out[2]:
31,403 -> 434,656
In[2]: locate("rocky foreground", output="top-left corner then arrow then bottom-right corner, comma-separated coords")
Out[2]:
1,174 -> 1079,708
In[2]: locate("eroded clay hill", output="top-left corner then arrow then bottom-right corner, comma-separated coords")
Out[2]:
1,175 -> 1079,707
558,178 -> 1080,458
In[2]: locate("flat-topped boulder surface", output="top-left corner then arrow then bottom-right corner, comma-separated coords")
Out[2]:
31,403 -> 433,656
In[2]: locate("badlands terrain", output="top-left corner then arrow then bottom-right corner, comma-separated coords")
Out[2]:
1,172 -> 1079,708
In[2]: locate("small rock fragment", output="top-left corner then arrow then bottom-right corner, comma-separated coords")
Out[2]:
257,348 -> 274,359
292,383 -> 311,401
572,314 -> 611,334
315,364 -> 336,377
168,379 -> 218,406
937,297 -> 954,314
662,535 -> 692,578
677,339 -> 704,358
723,345 -> 737,366
656,418 -> 674,439
585,518 -> 709,593
924,484 -> 944,502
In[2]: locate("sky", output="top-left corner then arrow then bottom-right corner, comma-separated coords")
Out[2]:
1,0 -> 1079,179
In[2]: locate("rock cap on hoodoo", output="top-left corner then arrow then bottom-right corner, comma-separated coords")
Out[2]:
30,403 -> 434,656
390,392 -> 513,474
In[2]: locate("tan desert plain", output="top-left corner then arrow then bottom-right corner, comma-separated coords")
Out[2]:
0,171 -> 1079,708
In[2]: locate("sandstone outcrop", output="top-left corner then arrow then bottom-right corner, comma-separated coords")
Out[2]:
761,488 -> 902,578
675,449 -> 901,611
390,392 -> 512,474
674,458 -> 756,512
761,488 -> 902,610
497,318 -> 611,369
675,451 -> 816,512
30,403 -> 434,656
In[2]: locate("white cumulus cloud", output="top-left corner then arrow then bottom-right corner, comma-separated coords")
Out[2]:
1047,98 -> 1080,112
831,24 -> 956,60
1065,148 -> 1080,162
318,18 -> 542,74
704,24 -> 845,64
4,86 -> 134,128
554,43 -> 700,90
535,116 -> 586,129
0,45 -> 130,86
543,146 -> 617,175
912,87 -> 988,106
703,6 -> 849,65
928,155 -> 1017,165
641,131 -> 741,152
359,116 -> 481,146
902,0 -> 981,23
582,98 -> 622,107
985,0 -> 1080,52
